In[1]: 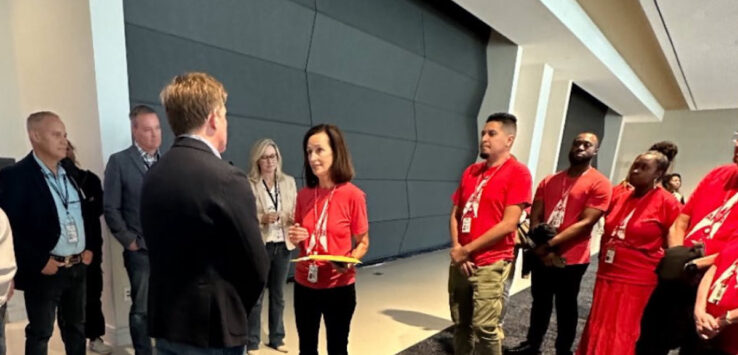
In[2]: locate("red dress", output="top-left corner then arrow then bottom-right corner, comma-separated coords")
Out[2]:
577,187 -> 680,355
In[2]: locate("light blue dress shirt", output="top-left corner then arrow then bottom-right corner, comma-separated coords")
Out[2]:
33,153 -> 85,256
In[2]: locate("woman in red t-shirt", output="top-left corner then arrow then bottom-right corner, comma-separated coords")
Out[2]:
694,243 -> 738,355
577,150 -> 681,355
287,124 -> 369,355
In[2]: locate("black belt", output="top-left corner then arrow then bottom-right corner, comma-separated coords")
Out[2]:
51,253 -> 83,267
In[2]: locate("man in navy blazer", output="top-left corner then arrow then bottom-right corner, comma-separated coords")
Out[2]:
141,72 -> 267,354
0,111 -> 94,355
103,104 -> 161,355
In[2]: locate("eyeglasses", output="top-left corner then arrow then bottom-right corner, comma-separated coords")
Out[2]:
260,154 -> 278,161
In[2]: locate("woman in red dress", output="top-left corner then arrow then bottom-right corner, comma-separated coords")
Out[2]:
577,150 -> 681,355
287,124 -> 370,355
693,243 -> 738,355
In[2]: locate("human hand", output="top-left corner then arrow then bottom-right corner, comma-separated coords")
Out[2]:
128,239 -> 140,251
450,245 -> 470,264
82,250 -> 93,265
695,309 -> 721,340
331,261 -> 352,273
288,223 -> 309,245
262,212 -> 279,224
41,257 -> 64,275
458,261 -> 477,277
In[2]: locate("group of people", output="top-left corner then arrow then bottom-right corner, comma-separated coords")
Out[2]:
450,113 -> 738,355
0,72 -> 369,355
1,70 -> 737,355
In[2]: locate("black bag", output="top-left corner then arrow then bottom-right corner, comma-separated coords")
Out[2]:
656,245 -> 704,284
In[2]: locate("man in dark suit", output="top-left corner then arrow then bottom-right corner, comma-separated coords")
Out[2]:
0,111 -> 95,355
141,72 -> 268,354
103,105 -> 161,355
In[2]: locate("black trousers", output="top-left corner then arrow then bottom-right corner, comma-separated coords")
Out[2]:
24,263 -> 87,355
636,279 -> 699,355
294,283 -> 356,355
85,251 -> 105,339
526,261 -> 588,354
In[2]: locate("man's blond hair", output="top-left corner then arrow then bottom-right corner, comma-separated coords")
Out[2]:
159,72 -> 228,136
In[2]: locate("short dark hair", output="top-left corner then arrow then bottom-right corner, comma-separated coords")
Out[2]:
129,105 -> 156,121
302,124 -> 355,188
486,112 -> 517,134
648,141 -> 678,163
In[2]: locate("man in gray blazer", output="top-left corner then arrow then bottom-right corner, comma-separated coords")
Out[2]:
103,105 -> 161,355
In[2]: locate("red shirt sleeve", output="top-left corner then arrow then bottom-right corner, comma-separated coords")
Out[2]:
682,168 -> 718,217
506,164 -> 532,207
662,193 -> 682,230
349,188 -> 369,235
586,177 -> 612,211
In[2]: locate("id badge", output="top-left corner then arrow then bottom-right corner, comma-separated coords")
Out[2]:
307,263 -> 318,284
604,248 -> 615,264
65,215 -> 79,244
461,217 -> 472,233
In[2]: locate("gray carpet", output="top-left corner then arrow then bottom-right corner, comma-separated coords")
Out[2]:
398,256 -> 599,355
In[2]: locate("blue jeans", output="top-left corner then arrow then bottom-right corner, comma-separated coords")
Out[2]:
156,339 -> 244,355
247,242 -> 292,350
123,249 -> 152,355
1,303 -> 6,355
24,263 -> 87,355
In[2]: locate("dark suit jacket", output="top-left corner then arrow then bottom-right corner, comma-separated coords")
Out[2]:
104,145 -> 149,250
140,137 -> 268,348
0,153 -> 92,290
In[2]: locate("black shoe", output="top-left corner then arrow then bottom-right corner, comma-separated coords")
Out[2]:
504,342 -> 541,355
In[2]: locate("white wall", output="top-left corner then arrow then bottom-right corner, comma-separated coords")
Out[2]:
0,0 -> 133,347
615,108 -> 738,197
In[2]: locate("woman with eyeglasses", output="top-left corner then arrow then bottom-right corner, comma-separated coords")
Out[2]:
288,124 -> 369,355
245,138 -> 297,355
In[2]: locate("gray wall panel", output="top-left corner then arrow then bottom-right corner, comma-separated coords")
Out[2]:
353,180 -> 408,222
363,220 -> 407,261
125,0 -> 488,263
343,133 -> 415,180
556,85 -> 609,171
407,181 -> 458,218
224,117 -> 307,178
415,60 -> 486,116
124,0 -> 314,69
401,216 -> 450,253
316,0 -> 424,56
422,11 -> 487,80
415,103 -> 477,148
307,14 -> 424,99
309,74 -> 415,140
408,144 -> 475,181
126,26 -> 311,125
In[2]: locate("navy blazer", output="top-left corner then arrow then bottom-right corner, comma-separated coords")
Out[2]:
0,152 -> 92,290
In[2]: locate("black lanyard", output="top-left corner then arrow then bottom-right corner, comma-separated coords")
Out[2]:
263,179 -> 279,210
45,171 -> 70,211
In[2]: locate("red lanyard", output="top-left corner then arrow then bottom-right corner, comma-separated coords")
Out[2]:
462,159 -> 509,218
307,186 -> 336,254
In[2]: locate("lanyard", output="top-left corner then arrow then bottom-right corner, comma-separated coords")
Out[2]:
462,159 -> 509,218
45,171 -> 71,212
708,260 -> 738,304
262,179 -> 279,210
547,168 -> 590,227
609,188 -> 655,241
307,187 -> 336,254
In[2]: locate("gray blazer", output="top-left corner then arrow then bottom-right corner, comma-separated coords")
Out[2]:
103,145 -> 150,250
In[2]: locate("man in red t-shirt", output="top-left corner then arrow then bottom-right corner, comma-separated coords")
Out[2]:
637,136 -> 738,355
449,112 -> 532,355
507,132 -> 611,355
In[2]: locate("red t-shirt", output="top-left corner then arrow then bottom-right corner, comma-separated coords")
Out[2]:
611,182 -> 633,202
705,243 -> 738,354
683,164 -> 738,256
294,183 -> 368,289
598,187 -> 681,286
451,158 -> 532,266
534,168 -> 611,265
